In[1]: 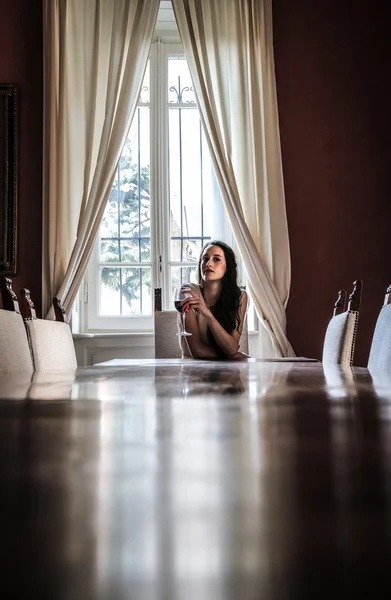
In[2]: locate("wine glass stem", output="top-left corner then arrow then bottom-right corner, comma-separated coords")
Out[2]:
182,312 -> 186,334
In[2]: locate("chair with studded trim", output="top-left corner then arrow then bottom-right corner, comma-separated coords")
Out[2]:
19,290 -> 77,371
322,280 -> 363,366
0,277 -> 34,374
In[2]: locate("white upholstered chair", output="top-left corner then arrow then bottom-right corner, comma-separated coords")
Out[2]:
368,284 -> 391,371
20,290 -> 77,371
154,289 -> 183,358
154,288 -> 249,359
0,277 -> 34,374
322,280 -> 363,366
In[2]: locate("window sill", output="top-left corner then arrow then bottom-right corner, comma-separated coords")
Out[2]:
74,330 -> 258,339
73,332 -> 153,339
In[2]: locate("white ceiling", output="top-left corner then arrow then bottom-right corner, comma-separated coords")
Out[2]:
155,0 -> 179,39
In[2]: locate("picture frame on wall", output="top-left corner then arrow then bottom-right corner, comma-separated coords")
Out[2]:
0,83 -> 18,275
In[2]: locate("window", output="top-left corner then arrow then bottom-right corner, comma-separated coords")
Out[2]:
84,39 -> 240,333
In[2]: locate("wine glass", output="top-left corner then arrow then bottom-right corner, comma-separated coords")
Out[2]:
174,287 -> 192,337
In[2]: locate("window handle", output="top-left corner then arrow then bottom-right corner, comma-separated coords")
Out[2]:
159,255 -> 162,273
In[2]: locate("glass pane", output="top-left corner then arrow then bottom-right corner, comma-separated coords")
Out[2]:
169,109 -> 203,239
171,238 -> 181,262
100,239 -> 119,262
119,239 -> 151,263
101,188 -> 120,239
169,109 -> 181,240
121,268 -> 152,316
120,239 -> 139,262
99,267 -> 152,316
181,111 -> 202,236
171,266 -> 197,302
171,239 -> 204,263
119,108 -> 150,239
140,238 -> 151,262
100,268 -> 120,315
183,239 -> 204,262
168,57 -> 195,103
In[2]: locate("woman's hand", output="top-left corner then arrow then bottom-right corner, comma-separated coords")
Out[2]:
180,287 -> 213,321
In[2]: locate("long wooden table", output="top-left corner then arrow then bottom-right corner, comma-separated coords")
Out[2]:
1,359 -> 391,599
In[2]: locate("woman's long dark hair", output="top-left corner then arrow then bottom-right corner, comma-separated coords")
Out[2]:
196,241 -> 243,349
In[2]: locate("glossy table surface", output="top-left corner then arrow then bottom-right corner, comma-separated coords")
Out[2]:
1,359 -> 391,599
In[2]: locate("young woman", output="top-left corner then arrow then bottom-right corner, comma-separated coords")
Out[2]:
178,241 -> 249,360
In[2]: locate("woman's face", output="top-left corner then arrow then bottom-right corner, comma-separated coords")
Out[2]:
200,244 -> 227,282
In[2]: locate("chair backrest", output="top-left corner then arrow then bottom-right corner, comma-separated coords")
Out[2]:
53,297 -> 68,322
322,280 -> 363,366
154,288 -> 182,358
0,277 -> 34,373
20,290 -> 77,371
153,288 -> 249,358
333,289 -> 347,316
368,284 -> 391,371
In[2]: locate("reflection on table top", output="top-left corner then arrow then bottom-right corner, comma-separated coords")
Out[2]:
95,356 -> 320,366
1,360 -> 391,599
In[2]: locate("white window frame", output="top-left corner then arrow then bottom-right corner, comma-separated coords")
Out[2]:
83,40 -> 238,334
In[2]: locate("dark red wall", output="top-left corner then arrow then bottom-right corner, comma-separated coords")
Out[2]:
273,0 -> 391,365
0,0 -> 43,314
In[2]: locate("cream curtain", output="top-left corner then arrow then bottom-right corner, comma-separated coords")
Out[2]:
172,0 -> 294,357
42,0 -> 159,317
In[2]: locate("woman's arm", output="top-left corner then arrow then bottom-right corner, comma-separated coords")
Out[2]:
181,290 -> 248,359
180,303 -> 222,359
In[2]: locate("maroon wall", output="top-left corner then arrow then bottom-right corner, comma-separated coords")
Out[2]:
273,0 -> 391,365
0,0 -> 43,314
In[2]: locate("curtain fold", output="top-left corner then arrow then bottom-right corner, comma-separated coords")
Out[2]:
172,0 -> 294,356
42,0 -> 159,317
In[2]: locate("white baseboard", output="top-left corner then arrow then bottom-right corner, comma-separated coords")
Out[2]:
73,333 -> 155,366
